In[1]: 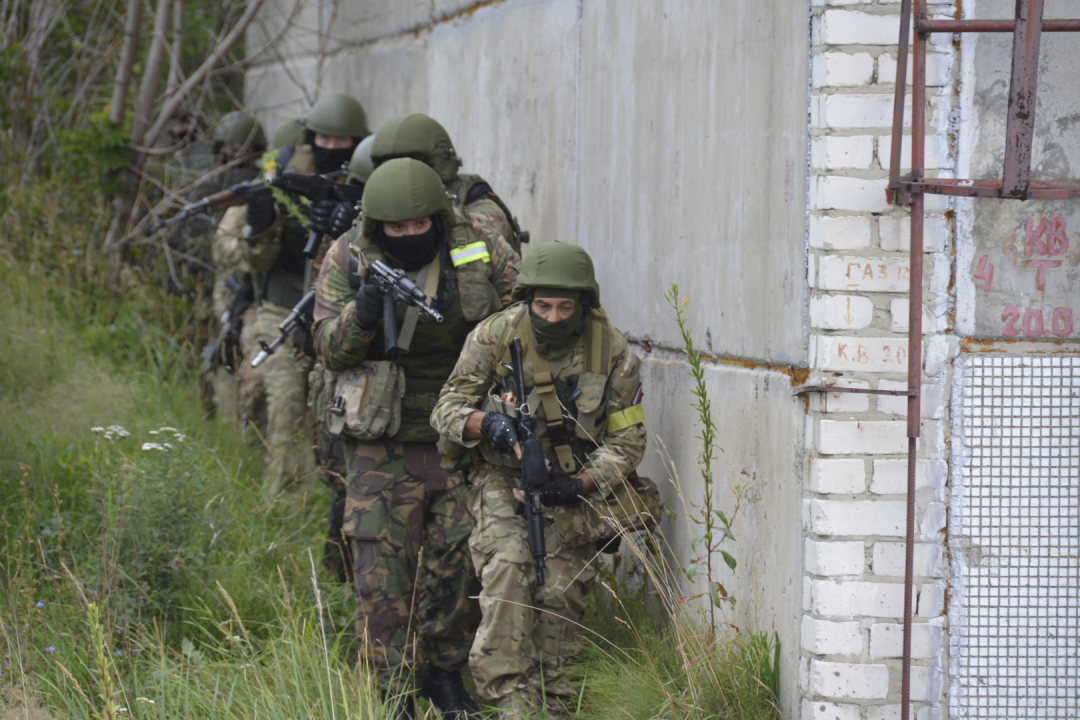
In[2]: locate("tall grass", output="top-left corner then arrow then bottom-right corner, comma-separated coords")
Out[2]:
1,159 -> 781,719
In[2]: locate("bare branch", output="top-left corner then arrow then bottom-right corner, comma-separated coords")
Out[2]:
165,0 -> 184,98
131,0 -> 174,147
108,0 -> 143,126
143,0 -> 275,150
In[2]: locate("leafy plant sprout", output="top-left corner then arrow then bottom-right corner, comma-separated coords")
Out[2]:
665,283 -> 744,638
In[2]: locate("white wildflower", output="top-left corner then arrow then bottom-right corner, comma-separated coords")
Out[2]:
148,430 -> 160,435
141,443 -> 168,452
91,427 -> 105,433
103,425 -> 130,441
136,697 -> 155,705
156,426 -> 179,434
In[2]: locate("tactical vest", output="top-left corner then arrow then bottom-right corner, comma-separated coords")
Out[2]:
326,223 -> 503,442
445,174 -> 529,252
478,304 -> 629,473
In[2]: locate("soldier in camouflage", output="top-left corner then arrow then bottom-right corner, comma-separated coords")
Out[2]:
318,135 -> 377,585
192,112 -> 266,422
311,158 -> 520,719
216,94 -> 368,497
371,113 -> 528,253
431,242 -> 647,719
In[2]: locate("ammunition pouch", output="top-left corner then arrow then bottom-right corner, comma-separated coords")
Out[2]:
554,472 -> 662,549
309,361 -> 405,441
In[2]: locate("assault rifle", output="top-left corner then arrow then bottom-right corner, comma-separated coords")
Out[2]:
157,169 -> 350,237
274,172 -> 363,258
508,337 -> 548,586
362,260 -> 444,356
250,288 -> 317,368
201,275 -> 254,375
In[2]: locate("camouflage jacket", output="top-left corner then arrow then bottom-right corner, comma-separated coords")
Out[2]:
312,226 -> 520,442
430,304 -> 646,496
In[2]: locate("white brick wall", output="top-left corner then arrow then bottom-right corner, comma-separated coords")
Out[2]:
803,1 -> 953,717
810,659 -> 890,699
809,458 -> 866,493
806,539 -> 865,576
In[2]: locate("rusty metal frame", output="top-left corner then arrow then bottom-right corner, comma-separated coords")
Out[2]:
800,2 -> 1080,720
887,2 -> 1080,719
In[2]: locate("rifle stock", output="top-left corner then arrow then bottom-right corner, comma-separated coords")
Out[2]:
251,288 -> 317,368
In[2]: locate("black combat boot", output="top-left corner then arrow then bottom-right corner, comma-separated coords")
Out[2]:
420,666 -> 481,719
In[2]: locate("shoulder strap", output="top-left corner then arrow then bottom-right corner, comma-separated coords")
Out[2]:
528,344 -> 578,473
584,309 -> 612,376
395,254 -> 442,353
493,305 -> 530,379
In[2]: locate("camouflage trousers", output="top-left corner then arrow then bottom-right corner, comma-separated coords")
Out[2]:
342,439 -> 481,691
316,428 -> 352,584
467,466 -> 599,715
240,301 -> 317,497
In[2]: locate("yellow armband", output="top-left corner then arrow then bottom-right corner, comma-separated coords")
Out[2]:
606,404 -> 645,433
449,242 -> 491,267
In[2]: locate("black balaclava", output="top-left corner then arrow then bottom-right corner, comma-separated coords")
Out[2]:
311,135 -> 359,175
375,216 -> 444,269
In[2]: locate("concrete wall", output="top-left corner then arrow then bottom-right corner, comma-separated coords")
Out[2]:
244,0 -> 809,716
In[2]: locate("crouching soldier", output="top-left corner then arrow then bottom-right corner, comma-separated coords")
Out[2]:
310,157 -> 520,719
431,242 -> 650,719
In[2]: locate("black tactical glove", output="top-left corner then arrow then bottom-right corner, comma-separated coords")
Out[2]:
480,412 -> 519,455
307,199 -> 359,239
354,282 -> 385,329
246,186 -> 277,234
537,465 -> 585,508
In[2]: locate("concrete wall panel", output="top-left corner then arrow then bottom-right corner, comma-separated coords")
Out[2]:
578,1 -> 809,361
424,0 -> 582,257
638,355 -> 803,718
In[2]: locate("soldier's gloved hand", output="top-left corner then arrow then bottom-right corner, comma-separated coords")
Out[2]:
537,465 -> 585,508
354,282 -> 385,329
307,199 -> 359,239
246,186 -> 277,234
480,412 -> 519,455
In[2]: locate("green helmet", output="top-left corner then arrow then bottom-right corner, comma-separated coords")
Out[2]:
213,112 -> 266,149
305,94 -> 368,139
347,135 -> 376,185
360,158 -> 455,239
371,113 -> 461,183
272,118 -> 306,149
511,242 -> 601,308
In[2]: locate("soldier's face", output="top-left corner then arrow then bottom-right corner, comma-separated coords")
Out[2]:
531,297 -> 577,323
313,133 -> 354,149
384,217 -> 433,237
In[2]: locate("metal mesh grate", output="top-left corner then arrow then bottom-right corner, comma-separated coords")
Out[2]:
950,355 -> 1080,719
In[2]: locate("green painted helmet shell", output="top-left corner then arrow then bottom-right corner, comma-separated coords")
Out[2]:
213,112 -> 267,149
371,113 -> 461,183
347,134 -> 376,185
511,242 -> 601,308
272,118 -> 306,149
360,158 -> 455,239
305,94 -> 368,138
